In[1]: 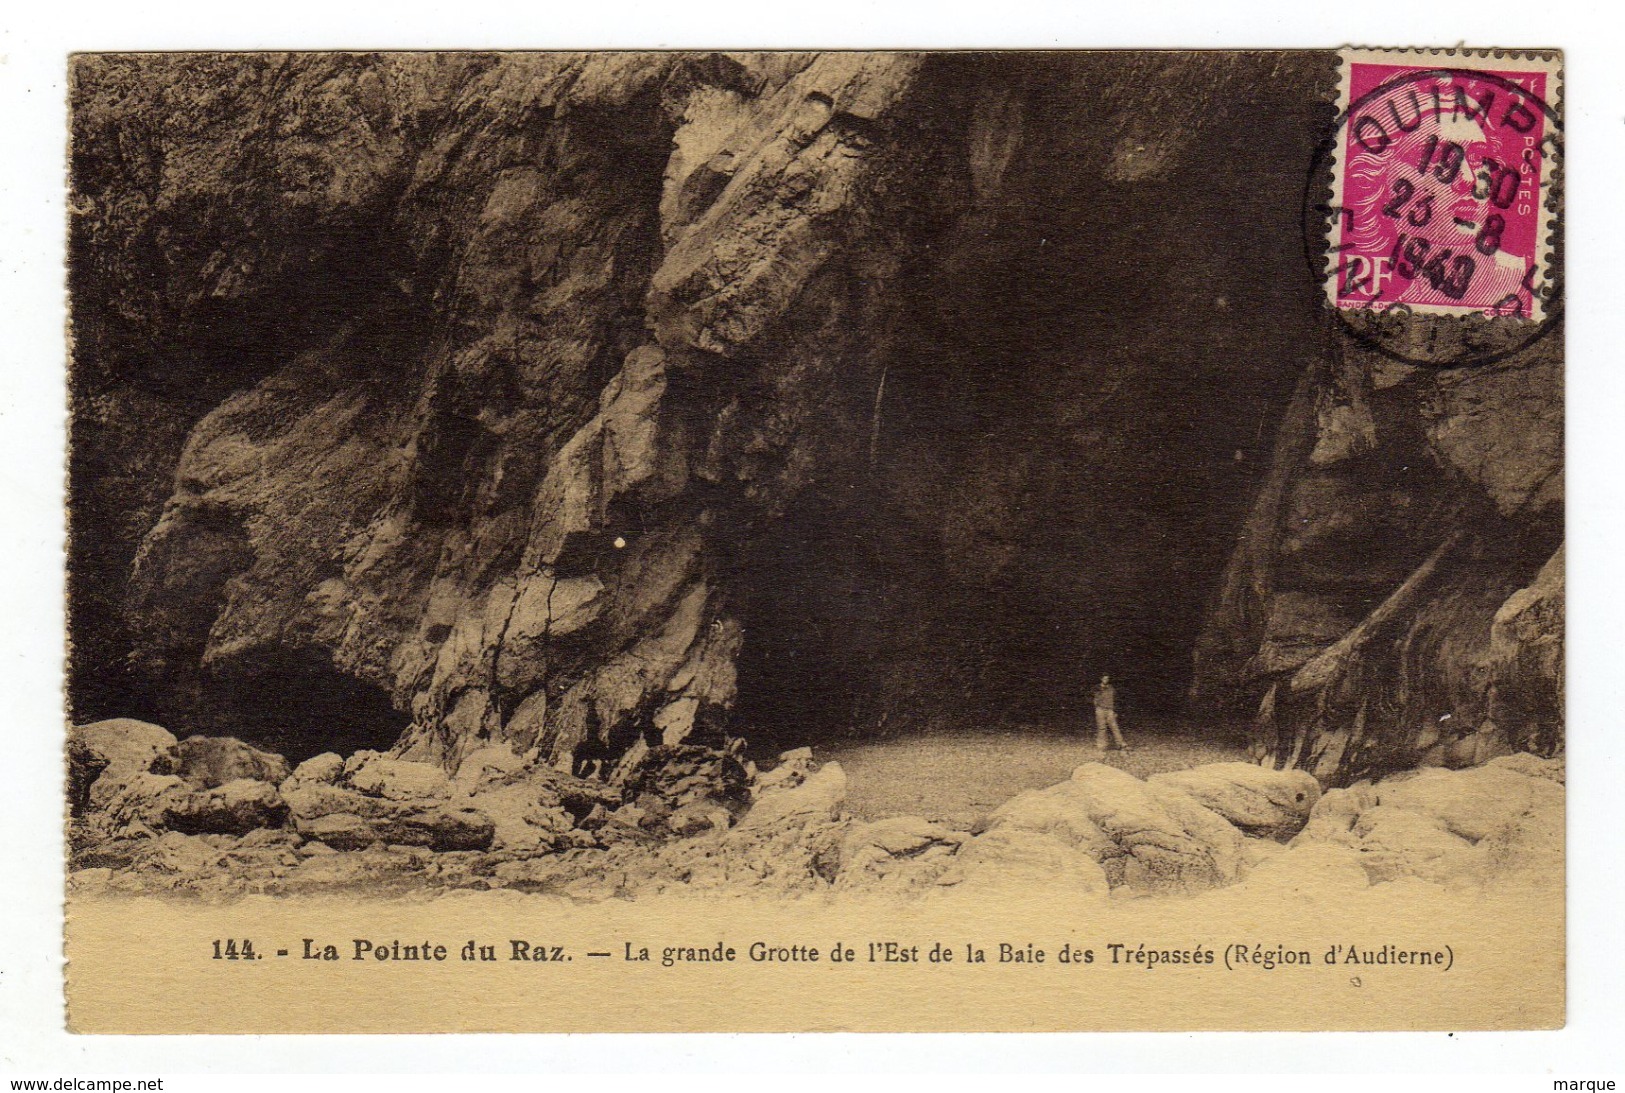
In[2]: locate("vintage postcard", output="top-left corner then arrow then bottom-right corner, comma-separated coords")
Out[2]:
64,48 -> 1564,1033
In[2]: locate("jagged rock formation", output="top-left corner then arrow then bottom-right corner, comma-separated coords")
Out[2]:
73,720 -> 291,839
68,716 -> 1561,902
70,51 -> 1560,791
73,51 -> 939,766
1191,338 -> 1564,783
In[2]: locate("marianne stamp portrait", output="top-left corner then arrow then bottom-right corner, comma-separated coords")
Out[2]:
64,48 -> 1564,1033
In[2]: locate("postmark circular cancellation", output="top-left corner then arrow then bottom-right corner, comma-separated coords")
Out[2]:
1308,48 -> 1563,368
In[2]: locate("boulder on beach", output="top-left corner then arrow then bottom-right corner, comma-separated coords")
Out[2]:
71,719 -> 178,819
162,777 -> 289,836
70,719 -> 288,839
936,827 -> 1111,897
835,815 -> 965,890
1147,762 -> 1320,838
978,762 -> 1246,894
1288,757 -> 1563,886
738,762 -> 847,831
1372,764 -> 1561,843
280,749 -> 498,852
161,735 -> 292,789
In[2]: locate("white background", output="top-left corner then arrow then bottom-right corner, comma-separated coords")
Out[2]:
1,0 -> 1621,1080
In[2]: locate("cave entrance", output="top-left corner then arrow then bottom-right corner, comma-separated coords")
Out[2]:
732,55 -> 1328,753
199,646 -> 409,763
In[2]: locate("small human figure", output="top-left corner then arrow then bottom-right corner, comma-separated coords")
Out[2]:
1093,674 -> 1128,751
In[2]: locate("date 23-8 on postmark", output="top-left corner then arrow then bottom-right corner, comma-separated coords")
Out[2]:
1322,48 -> 1562,329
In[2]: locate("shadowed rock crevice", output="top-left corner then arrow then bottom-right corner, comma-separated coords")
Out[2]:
190,647 -> 411,762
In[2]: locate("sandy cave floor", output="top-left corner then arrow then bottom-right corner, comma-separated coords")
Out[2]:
815,717 -> 1253,828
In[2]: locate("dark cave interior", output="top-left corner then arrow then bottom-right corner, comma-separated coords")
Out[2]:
733,54 -> 1337,747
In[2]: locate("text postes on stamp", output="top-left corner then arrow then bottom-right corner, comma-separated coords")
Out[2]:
1322,49 -> 1561,338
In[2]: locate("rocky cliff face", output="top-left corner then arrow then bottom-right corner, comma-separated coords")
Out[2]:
70,51 -> 1561,786
1191,338 -> 1564,782
74,51 -> 938,768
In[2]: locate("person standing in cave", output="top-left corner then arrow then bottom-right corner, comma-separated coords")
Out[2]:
1093,674 -> 1129,751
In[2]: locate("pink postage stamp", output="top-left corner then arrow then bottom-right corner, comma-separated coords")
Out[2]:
1325,48 -> 1562,322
